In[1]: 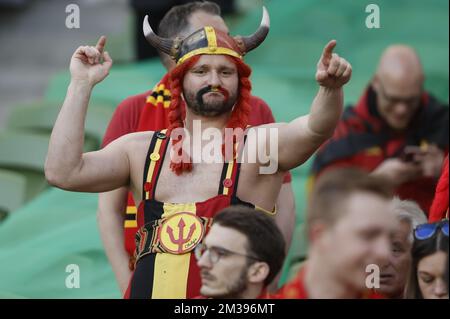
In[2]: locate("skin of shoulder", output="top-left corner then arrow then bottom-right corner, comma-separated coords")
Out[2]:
113,131 -> 154,201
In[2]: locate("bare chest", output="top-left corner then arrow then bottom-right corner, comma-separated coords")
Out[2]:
155,158 -> 225,203
129,137 -> 283,210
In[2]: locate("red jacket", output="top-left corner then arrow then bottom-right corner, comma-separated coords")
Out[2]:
429,155 -> 449,222
311,86 -> 449,213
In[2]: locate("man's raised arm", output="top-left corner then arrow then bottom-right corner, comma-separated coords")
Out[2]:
276,40 -> 352,171
45,36 -> 129,192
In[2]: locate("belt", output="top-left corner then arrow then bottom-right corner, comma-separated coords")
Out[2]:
133,212 -> 213,268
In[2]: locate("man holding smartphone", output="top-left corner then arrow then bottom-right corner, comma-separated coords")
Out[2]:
311,45 -> 448,213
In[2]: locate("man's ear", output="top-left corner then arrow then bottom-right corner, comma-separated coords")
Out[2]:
247,262 -> 270,285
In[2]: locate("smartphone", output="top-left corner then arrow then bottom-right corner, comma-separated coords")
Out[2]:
400,146 -> 423,163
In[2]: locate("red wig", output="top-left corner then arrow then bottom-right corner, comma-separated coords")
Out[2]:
167,55 -> 252,175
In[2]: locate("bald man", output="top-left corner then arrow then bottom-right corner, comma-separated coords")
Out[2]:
311,45 -> 448,213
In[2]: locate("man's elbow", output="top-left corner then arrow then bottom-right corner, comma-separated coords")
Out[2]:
44,160 -> 72,189
45,166 -> 64,188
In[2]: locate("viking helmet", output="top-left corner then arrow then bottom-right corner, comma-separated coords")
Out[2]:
143,7 -> 270,65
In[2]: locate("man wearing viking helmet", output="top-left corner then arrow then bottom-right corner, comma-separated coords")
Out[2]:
45,7 -> 352,298
98,5 -> 297,296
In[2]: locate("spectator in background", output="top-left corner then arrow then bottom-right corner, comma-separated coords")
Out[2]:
98,1 -> 295,295
378,198 -> 427,298
311,45 -> 448,213
130,0 -> 235,60
405,220 -> 449,299
195,206 -> 286,299
275,169 -> 396,299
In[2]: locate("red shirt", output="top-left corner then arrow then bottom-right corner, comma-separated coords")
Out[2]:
272,266 -> 385,299
193,289 -> 270,299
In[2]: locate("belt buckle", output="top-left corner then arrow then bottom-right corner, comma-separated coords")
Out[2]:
157,212 -> 206,254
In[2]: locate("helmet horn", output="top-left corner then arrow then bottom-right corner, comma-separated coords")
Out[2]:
143,15 -> 175,56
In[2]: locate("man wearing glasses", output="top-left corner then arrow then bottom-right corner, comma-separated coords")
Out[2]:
311,45 -> 448,213
194,206 -> 285,299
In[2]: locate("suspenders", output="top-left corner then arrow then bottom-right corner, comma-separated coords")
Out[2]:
142,129 -> 170,201
142,130 -> 246,202
218,135 -> 247,196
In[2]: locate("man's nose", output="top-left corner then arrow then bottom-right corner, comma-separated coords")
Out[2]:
197,250 -> 212,269
394,102 -> 409,116
208,70 -> 222,87
379,243 -> 395,269
379,258 -> 392,271
374,237 -> 392,266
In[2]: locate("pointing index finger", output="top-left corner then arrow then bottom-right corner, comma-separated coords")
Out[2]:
322,40 -> 337,60
95,35 -> 107,53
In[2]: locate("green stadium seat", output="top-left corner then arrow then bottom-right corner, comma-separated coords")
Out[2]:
0,131 -> 55,172
0,169 -> 27,216
7,101 -> 114,148
0,131 -> 97,204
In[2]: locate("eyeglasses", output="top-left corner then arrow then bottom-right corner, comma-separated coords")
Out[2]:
414,220 -> 449,241
194,243 -> 260,264
377,82 -> 422,107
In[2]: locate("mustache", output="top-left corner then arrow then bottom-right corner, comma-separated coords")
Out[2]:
196,85 -> 230,105
200,270 -> 216,281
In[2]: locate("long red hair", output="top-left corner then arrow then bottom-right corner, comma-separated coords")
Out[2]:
167,55 -> 252,175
